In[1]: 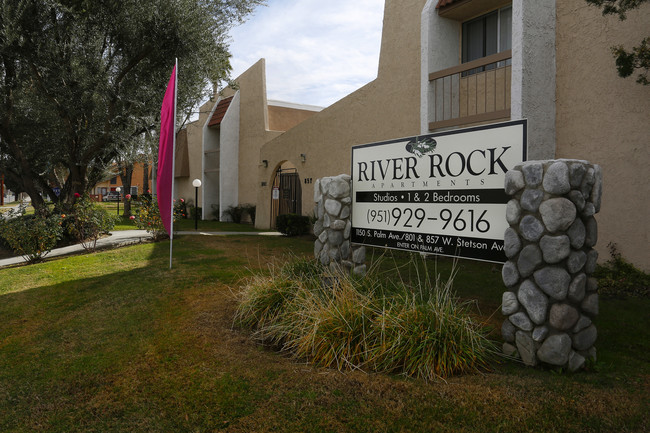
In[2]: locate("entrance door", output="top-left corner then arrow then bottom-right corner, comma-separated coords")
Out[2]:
271,167 -> 302,228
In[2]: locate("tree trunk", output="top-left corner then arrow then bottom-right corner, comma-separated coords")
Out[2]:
60,161 -> 89,212
119,164 -> 134,217
3,135 -> 47,212
143,161 -> 150,194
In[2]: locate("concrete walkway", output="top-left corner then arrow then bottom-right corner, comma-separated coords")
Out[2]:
176,231 -> 282,236
0,203 -> 22,219
0,229 -> 283,268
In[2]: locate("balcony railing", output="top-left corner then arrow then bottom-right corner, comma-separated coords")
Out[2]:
428,50 -> 511,130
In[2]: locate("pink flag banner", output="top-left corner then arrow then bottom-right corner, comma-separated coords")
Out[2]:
157,65 -> 177,236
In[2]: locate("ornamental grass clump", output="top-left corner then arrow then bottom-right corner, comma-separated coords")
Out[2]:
235,256 -> 496,380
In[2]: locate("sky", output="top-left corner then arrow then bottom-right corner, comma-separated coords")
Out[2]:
226,0 -> 385,108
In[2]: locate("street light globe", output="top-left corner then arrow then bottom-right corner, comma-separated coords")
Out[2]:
116,187 -> 121,193
192,179 -> 202,188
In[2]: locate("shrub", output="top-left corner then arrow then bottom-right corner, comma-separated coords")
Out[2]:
276,214 -> 310,236
67,195 -> 118,251
222,204 -> 257,224
174,198 -> 188,219
241,203 -> 256,224
0,205 -> 63,263
190,205 -> 202,221
211,204 -> 220,221
223,205 -> 244,223
234,256 -> 495,380
133,195 -> 168,241
594,243 -> 650,298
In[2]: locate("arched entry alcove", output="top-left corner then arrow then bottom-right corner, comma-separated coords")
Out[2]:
270,160 -> 302,228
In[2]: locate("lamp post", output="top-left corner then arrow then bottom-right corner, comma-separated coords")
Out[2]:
192,179 -> 201,230
116,187 -> 121,216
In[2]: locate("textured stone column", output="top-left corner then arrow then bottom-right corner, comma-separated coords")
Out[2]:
314,174 -> 366,275
501,160 -> 602,371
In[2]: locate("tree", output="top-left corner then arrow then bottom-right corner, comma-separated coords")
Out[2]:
0,0 -> 263,212
115,133 -> 154,217
586,0 -> 650,84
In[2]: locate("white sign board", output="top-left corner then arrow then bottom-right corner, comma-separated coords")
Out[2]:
351,120 -> 527,263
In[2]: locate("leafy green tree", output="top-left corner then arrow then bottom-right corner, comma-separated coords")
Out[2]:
0,0 -> 263,211
586,0 -> 650,84
115,133 -> 154,218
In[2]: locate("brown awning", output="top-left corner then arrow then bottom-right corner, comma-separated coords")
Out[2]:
436,0 -> 462,8
207,96 -> 234,127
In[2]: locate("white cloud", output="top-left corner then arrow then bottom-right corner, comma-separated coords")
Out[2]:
227,0 -> 385,107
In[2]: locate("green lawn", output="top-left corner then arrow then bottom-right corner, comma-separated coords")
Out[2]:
97,201 -> 261,232
0,201 -> 261,232
0,235 -> 648,432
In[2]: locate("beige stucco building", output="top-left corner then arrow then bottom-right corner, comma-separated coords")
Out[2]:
174,59 -> 321,220
181,0 -> 650,271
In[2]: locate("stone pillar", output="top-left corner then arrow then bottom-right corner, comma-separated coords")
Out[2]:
501,160 -> 602,371
313,174 -> 366,275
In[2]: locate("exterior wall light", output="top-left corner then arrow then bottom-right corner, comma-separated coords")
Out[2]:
262,160 -> 268,168
300,154 -> 306,162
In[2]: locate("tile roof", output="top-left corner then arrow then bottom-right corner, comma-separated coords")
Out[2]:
207,96 -> 234,127
436,0 -> 461,8
436,0 -> 463,9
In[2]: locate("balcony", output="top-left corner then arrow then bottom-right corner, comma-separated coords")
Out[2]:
428,50 -> 511,131
203,149 -> 220,174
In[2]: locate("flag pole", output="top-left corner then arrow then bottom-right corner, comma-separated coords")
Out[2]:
169,58 -> 178,270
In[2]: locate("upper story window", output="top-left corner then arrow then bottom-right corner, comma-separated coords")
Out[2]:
461,6 -> 511,74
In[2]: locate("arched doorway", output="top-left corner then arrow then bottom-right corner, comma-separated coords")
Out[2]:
270,162 -> 302,228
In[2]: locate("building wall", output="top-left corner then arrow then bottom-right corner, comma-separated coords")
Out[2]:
511,0 -> 556,160
268,103 -> 321,132
93,161 -> 151,196
175,98 -> 215,207
240,0 -> 649,271
202,96 -> 223,219
422,0 -> 556,159
219,91 -> 241,217
555,0 -> 650,270
256,0 -> 427,229
234,60 -> 284,209
180,60 -> 319,220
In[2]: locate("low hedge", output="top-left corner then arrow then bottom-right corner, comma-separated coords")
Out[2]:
276,213 -> 310,236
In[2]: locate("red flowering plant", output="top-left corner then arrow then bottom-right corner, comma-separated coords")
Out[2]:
173,198 -> 188,219
68,194 -> 118,251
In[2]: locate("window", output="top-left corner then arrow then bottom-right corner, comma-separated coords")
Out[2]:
461,6 -> 512,74
110,176 -> 117,185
